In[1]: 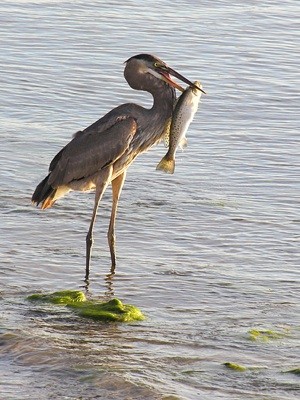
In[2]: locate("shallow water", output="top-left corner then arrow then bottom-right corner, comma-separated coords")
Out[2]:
1,1 -> 299,399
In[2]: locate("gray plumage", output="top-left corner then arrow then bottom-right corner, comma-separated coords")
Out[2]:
32,53 -> 202,280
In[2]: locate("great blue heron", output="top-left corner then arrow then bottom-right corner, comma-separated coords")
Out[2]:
32,53 -> 205,280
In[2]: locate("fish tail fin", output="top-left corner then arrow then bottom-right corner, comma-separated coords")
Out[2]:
156,155 -> 175,174
32,174 -> 57,209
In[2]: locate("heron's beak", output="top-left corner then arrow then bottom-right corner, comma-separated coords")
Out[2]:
161,67 -> 206,94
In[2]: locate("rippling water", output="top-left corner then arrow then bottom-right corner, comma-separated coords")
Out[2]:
1,1 -> 299,399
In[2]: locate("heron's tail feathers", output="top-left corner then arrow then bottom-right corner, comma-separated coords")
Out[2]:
32,174 -> 57,209
156,155 -> 175,174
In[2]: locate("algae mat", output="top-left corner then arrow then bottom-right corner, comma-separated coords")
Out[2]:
28,290 -> 145,323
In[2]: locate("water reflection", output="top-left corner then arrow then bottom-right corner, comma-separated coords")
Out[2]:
104,271 -> 116,298
80,267 -> 116,296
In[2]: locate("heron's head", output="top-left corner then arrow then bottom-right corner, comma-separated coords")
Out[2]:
124,54 -> 205,94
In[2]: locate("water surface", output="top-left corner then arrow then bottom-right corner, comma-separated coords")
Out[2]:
1,1 -> 299,399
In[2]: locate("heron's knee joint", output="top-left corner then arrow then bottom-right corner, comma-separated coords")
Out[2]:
108,233 -> 115,246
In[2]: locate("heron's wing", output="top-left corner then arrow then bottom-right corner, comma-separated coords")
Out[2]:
49,108 -> 126,172
48,117 -> 137,187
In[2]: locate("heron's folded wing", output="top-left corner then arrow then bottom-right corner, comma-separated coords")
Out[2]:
48,117 -> 137,187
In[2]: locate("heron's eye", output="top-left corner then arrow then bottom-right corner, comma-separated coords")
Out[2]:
154,62 -> 167,69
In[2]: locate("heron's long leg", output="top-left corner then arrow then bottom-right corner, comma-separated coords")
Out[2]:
108,171 -> 127,270
85,170 -> 112,281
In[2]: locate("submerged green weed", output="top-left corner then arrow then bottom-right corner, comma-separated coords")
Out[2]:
27,291 -> 144,322
248,329 -> 286,342
224,362 -> 247,372
28,290 -> 86,304
283,368 -> 300,376
69,298 -> 145,322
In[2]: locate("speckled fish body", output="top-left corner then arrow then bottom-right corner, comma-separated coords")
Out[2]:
156,81 -> 202,174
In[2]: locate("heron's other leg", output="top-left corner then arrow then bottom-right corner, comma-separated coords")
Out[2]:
85,170 -> 112,281
108,171 -> 127,270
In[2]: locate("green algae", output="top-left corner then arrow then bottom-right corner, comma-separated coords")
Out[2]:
27,291 -> 144,323
28,290 -> 86,304
248,329 -> 286,342
283,368 -> 300,376
223,362 -> 269,372
224,362 -> 247,372
69,298 -> 145,322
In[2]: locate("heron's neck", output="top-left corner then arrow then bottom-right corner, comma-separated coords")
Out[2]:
139,83 -> 175,148
151,83 -> 176,121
